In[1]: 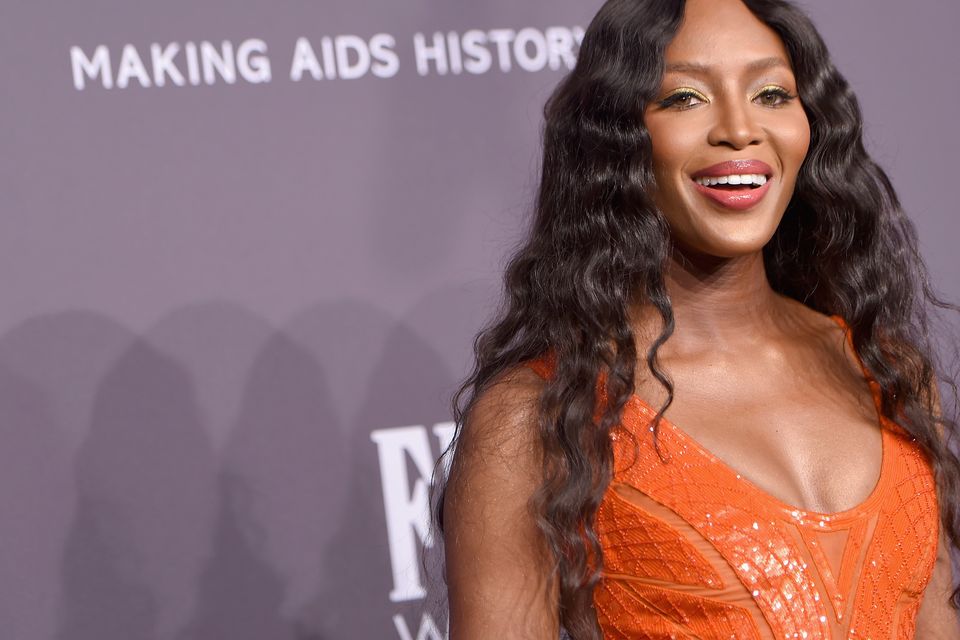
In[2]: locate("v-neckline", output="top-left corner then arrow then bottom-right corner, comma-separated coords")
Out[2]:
622,314 -> 889,526
623,393 -> 889,526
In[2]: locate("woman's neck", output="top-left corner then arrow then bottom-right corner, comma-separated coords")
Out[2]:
634,248 -> 790,352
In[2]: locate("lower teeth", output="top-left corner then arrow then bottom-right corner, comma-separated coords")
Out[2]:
710,184 -> 757,190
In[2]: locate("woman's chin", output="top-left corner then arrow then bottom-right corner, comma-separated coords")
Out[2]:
672,227 -> 779,262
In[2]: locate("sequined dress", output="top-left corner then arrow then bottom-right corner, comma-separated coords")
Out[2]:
526,318 -> 939,639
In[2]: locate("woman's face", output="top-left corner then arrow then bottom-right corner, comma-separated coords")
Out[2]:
644,0 -> 811,259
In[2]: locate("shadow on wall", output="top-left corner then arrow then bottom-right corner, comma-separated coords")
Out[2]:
0,312 -> 135,640
54,336 -> 218,640
0,367 -> 71,640
307,309 -> 456,637
0,288 -> 491,640
178,327 -> 342,640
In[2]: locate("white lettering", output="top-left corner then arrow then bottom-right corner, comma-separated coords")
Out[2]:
237,38 -> 271,83
290,37 -> 323,81
371,425 -> 434,602
371,423 -> 454,602
446,32 -> 463,75
461,30 -> 491,75
320,36 -> 337,79
413,32 -> 448,76
150,42 -> 184,87
370,33 -> 400,79
573,26 -> 586,46
545,27 -> 577,71
335,34 -> 371,80
423,27 -> 583,77
116,44 -> 151,89
68,26 -> 585,90
70,45 -> 112,90
514,27 -> 549,72
433,422 -> 456,460
184,41 -> 201,85
486,28 -> 516,73
393,612 -> 447,640
200,40 -> 236,85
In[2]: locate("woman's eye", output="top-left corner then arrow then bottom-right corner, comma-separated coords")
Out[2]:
658,90 -> 706,110
754,87 -> 795,107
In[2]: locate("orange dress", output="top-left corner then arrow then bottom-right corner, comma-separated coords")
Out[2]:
526,319 -> 939,639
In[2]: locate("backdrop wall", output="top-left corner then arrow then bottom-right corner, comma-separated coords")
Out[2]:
1,1 -> 957,638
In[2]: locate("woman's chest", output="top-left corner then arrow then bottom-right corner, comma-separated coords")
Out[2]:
631,357 -> 883,514
597,397 -> 940,639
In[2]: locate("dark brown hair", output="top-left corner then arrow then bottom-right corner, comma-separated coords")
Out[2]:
435,0 -> 960,636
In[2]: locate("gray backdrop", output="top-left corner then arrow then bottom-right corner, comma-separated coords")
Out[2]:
0,1 -> 957,639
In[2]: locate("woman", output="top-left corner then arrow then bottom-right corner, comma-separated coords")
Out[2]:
436,0 -> 960,638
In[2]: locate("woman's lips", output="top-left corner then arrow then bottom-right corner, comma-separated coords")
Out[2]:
691,159 -> 773,178
692,178 -> 772,211
689,159 -> 775,211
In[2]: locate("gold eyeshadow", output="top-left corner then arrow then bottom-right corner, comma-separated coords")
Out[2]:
662,87 -> 709,102
752,84 -> 794,99
753,84 -> 790,98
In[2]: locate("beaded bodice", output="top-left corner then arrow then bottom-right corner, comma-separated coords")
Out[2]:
526,337 -> 939,639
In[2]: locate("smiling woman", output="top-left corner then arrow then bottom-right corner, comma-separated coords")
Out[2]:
645,11 -> 811,256
435,0 -> 960,639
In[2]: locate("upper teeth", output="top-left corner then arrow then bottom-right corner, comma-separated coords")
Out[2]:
695,174 -> 768,186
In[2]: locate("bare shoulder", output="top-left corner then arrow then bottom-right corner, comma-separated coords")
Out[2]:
444,364 -> 560,638
915,528 -> 960,638
468,365 -> 546,434
783,298 -> 845,343
783,299 -> 863,375
448,364 -> 547,494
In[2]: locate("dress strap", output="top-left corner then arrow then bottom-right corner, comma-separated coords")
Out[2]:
524,353 -> 555,381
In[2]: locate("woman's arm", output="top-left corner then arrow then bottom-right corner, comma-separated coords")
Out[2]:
914,378 -> 960,638
913,529 -> 960,639
442,367 -> 560,640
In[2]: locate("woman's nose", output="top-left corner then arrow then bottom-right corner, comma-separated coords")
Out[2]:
707,97 -> 763,149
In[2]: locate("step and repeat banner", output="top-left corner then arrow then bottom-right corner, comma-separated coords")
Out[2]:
1,1 -> 957,639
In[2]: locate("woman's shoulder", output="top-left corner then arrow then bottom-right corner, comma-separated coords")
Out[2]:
443,363 -> 561,638
780,297 -> 859,366
779,295 -> 847,333
472,364 -> 546,414
776,300 -> 882,416
455,363 -> 548,471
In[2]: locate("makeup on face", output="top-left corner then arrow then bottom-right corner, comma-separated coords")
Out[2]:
642,0 -> 811,259
690,159 -> 773,211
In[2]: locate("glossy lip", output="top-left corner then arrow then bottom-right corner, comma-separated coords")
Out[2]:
691,159 -> 774,178
692,178 -> 772,211
689,159 -> 775,211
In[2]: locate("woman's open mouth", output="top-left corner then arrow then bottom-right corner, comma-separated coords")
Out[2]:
690,161 -> 774,211
694,174 -> 767,189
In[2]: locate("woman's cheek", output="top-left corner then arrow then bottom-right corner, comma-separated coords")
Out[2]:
783,113 -> 812,169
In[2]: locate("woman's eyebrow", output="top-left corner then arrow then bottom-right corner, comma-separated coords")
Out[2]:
664,56 -> 791,75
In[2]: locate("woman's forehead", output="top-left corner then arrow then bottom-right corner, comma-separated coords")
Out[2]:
664,0 -> 790,70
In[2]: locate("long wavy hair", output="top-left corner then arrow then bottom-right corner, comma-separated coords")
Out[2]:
434,0 -> 960,637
